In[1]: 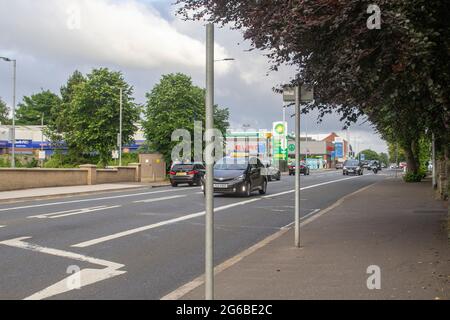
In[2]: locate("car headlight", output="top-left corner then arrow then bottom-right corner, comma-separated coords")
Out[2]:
236,174 -> 245,181
356,167 -> 361,170
343,167 -> 348,170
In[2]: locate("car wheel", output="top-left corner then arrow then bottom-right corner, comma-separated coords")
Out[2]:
171,182 -> 178,187
268,176 -> 272,182
277,174 -> 281,181
259,180 -> 267,195
243,182 -> 251,197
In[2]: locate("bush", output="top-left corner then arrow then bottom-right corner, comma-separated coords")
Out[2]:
403,170 -> 426,183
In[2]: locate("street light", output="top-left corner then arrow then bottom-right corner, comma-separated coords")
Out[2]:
0,56 -> 16,168
204,26 -> 235,301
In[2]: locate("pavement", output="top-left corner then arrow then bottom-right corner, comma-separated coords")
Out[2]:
0,181 -> 170,203
0,169 -> 388,299
176,177 -> 450,300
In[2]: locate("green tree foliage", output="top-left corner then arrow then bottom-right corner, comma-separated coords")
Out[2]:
358,149 -> 379,161
177,0 -> 450,177
60,68 -> 140,166
378,153 -> 389,166
16,90 -> 61,125
142,73 -> 230,164
0,97 -> 10,124
388,143 -> 406,164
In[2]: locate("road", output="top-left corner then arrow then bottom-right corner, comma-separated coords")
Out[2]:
0,170 -> 389,300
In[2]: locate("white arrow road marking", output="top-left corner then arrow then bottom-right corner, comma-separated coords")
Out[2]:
27,205 -> 121,219
0,237 -> 126,300
134,195 -> 186,203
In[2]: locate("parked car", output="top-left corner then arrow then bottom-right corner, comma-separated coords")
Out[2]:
262,162 -> 281,181
288,162 -> 310,176
336,162 -> 344,170
169,163 -> 205,187
343,159 -> 364,175
202,157 -> 268,197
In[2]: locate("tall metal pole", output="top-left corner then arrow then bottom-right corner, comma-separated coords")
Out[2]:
432,133 -> 436,188
119,88 -> 123,167
294,86 -> 301,248
205,23 -> 215,300
11,60 -> 16,168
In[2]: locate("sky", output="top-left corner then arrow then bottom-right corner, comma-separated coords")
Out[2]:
0,0 -> 388,154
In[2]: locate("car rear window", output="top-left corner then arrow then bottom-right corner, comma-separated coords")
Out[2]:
173,165 -> 194,171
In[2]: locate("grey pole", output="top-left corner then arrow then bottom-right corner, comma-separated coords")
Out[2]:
11,59 -> 16,168
294,86 -> 301,248
205,23 -> 215,300
432,133 -> 436,188
119,88 -> 123,167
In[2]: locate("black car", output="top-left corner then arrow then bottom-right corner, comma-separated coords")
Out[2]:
367,160 -> 382,171
202,157 -> 268,197
343,159 -> 364,175
169,163 -> 205,187
288,162 -> 310,176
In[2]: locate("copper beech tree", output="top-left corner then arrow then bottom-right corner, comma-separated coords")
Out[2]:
177,0 -> 449,181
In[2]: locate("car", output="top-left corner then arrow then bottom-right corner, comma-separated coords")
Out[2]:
169,163 -> 205,187
262,162 -> 281,181
343,159 -> 364,175
202,157 -> 268,197
288,162 -> 310,176
336,162 -> 344,170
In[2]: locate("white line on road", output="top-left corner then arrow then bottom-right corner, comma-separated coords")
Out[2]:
0,237 -> 126,300
72,175 -> 366,248
134,195 -> 186,204
0,225 -> 5,228
27,205 -> 121,219
0,188 -> 200,212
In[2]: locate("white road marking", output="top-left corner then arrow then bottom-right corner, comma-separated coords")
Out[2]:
0,225 -> 5,228
134,195 -> 186,204
0,188 -> 200,212
72,175 -> 366,248
0,237 -> 126,300
27,205 -> 121,219
72,197 -> 262,248
161,182 -> 378,300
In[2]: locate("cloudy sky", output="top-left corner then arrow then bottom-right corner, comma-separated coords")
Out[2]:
0,0 -> 387,154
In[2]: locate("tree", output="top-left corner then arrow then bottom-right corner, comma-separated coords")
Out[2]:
46,71 -> 87,147
142,73 -> 230,164
379,152 -> 389,166
177,0 -> 450,176
0,97 -> 10,124
16,90 -> 61,125
62,68 -> 140,166
358,149 -> 379,161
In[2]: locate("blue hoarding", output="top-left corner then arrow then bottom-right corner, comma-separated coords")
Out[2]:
335,142 -> 344,158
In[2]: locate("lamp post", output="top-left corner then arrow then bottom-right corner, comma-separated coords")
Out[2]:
1,57 -> 16,168
205,23 -> 215,301
119,88 -> 123,167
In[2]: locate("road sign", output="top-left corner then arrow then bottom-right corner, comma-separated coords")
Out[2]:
360,154 -> 366,161
283,85 -> 314,103
112,150 -> 119,159
335,142 -> 344,158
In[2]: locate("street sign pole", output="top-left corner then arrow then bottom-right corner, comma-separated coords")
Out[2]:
205,23 -> 215,301
432,133 -> 436,188
294,86 -> 301,248
119,88 -> 123,167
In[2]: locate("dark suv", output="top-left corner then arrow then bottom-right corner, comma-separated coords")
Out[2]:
288,162 -> 310,176
169,163 -> 205,187
202,157 -> 268,197
343,159 -> 364,176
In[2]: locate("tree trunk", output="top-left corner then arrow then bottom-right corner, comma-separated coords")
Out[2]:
404,142 -> 419,174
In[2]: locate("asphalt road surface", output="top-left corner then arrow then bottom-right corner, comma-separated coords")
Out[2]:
0,170 -> 389,300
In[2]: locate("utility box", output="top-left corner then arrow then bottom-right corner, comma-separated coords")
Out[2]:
139,153 -> 167,182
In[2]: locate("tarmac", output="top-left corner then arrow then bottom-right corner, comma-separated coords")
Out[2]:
175,178 -> 450,300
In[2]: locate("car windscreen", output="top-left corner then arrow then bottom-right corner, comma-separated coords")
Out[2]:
344,160 -> 360,166
172,165 -> 194,171
214,158 -> 248,170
